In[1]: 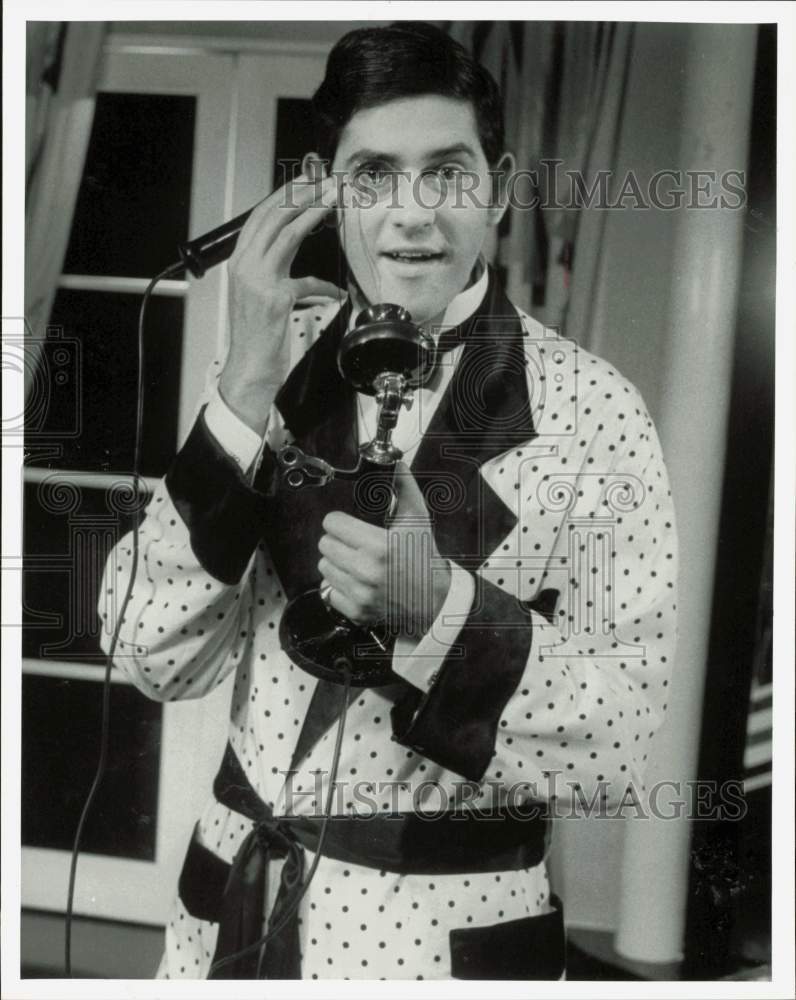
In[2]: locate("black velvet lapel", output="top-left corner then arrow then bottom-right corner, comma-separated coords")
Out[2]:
273,299 -> 355,454
409,267 -> 534,566
252,300 -> 363,602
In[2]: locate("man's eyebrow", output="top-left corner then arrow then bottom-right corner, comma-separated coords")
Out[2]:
426,143 -> 479,161
343,143 -> 479,167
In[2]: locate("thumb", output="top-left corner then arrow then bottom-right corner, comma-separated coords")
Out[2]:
392,461 -> 431,522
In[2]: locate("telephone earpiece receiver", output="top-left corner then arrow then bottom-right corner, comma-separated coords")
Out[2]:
177,155 -> 330,278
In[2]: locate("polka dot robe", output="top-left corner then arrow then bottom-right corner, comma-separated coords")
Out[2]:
99,286 -> 678,980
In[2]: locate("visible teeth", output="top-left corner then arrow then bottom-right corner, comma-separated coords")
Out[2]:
389,252 -> 437,260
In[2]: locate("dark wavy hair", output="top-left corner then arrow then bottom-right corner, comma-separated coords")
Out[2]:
311,21 -> 505,166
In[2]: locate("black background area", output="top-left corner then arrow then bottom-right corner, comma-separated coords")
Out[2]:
63,91 -> 195,279
22,674 -> 162,860
22,482 -> 141,663
36,289 -> 184,477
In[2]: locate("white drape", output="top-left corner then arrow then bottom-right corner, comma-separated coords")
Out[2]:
25,22 -> 106,403
446,21 -> 631,344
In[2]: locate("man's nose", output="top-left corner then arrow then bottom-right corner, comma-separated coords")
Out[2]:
389,171 -> 437,229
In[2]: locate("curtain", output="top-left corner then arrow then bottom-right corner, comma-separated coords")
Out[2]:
25,21 -> 106,403
446,21 -> 633,345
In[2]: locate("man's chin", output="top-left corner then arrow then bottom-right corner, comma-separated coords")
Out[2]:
375,287 -> 453,325
401,298 -> 449,326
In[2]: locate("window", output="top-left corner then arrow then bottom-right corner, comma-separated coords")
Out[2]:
23,33 -> 330,926
22,40 -> 241,925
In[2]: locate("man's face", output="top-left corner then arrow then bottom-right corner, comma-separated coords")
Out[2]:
331,95 -> 504,326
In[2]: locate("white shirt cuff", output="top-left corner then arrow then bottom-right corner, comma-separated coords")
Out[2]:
204,387 -> 266,475
390,561 -> 476,692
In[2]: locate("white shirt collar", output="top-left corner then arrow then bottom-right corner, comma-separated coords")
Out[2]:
434,254 -> 489,334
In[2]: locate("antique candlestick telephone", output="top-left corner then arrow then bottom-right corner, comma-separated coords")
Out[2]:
277,302 -> 436,687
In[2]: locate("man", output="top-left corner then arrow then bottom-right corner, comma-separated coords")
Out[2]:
100,22 -> 678,980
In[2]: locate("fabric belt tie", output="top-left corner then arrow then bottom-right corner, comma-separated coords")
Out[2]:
208,813 -> 305,979
181,741 -> 551,979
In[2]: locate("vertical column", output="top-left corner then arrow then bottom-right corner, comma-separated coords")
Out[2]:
615,24 -> 757,962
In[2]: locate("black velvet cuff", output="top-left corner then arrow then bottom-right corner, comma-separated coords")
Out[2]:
390,576 -> 534,782
165,409 -> 275,585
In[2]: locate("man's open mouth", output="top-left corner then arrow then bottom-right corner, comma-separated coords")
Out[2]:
382,250 -> 444,262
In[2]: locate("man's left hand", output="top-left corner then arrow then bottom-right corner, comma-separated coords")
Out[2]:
318,462 -> 452,635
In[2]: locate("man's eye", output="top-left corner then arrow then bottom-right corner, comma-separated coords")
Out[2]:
421,165 -> 464,183
355,164 -> 393,186
436,165 -> 464,180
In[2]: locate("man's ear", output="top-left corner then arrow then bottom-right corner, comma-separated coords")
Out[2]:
301,151 -> 328,181
487,151 -> 516,227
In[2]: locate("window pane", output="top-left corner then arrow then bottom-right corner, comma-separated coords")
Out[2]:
30,288 -> 184,477
63,92 -> 196,278
23,482 -> 143,663
273,97 -> 341,286
22,674 -> 162,860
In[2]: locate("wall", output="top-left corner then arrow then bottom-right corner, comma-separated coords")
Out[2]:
548,21 -> 690,929
550,21 -> 761,948
21,910 -> 163,979
109,19 -> 390,45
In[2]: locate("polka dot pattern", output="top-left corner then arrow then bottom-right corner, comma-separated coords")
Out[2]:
100,294 -> 677,979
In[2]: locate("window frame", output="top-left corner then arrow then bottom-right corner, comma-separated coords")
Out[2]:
22,40 -> 238,926
22,32 -> 330,928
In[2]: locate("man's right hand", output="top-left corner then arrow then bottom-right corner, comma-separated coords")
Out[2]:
218,172 -> 341,435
